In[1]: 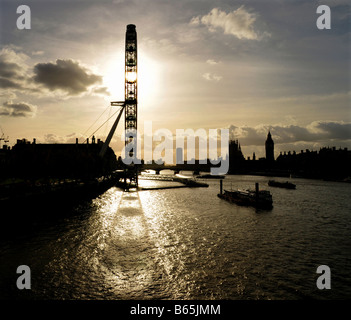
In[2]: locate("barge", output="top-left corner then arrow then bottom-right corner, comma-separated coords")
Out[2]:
218,182 -> 273,209
268,180 -> 296,189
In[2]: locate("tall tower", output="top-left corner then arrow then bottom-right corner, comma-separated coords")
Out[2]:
125,24 -> 138,185
265,131 -> 274,161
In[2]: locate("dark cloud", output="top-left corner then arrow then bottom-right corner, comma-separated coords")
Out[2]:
0,61 -> 24,80
229,121 -> 351,146
0,49 -> 28,91
33,59 -> 103,95
0,101 -> 37,117
307,121 -> 351,140
1,48 -> 109,98
0,77 -> 23,89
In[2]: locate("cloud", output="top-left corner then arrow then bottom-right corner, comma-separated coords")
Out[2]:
32,50 -> 45,56
306,121 -> 351,140
0,101 -> 37,117
0,47 -> 110,99
0,61 -> 24,80
0,47 -> 29,91
42,133 -> 86,144
0,47 -> 29,68
192,6 -> 260,40
317,0 -> 350,7
41,132 -> 105,145
43,133 -> 77,144
229,121 -> 351,146
190,16 -> 201,26
202,72 -> 222,82
0,77 -> 23,90
33,59 -> 103,96
92,86 -> 110,96
206,59 -> 220,65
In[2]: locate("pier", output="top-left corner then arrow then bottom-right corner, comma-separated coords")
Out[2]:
123,173 -> 209,191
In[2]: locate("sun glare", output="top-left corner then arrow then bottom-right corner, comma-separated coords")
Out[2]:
103,53 -> 160,104
126,71 -> 137,83
103,55 -> 125,100
138,54 -> 160,105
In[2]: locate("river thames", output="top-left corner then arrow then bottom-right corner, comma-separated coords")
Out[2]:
0,174 -> 350,300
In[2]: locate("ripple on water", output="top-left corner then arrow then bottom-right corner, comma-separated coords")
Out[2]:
0,176 -> 350,299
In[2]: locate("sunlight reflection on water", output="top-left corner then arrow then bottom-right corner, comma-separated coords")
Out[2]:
0,175 -> 350,300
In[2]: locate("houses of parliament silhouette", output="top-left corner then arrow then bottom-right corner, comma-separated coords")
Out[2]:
228,131 -> 351,181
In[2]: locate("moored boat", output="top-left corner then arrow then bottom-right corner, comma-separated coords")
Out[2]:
218,182 -> 273,209
268,180 -> 296,189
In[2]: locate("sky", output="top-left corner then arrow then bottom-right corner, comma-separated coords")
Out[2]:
0,0 -> 350,159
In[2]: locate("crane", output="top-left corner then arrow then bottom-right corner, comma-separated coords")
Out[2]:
0,126 -> 9,148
